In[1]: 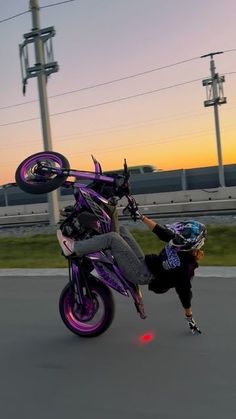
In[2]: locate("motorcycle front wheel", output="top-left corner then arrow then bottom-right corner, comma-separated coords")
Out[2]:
15,151 -> 70,194
59,279 -> 115,337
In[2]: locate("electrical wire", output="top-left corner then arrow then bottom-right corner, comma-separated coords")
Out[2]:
0,0 -> 77,25
41,0 -> 77,9
223,49 -> 236,53
0,68 -> 235,127
49,56 -> 201,95
1,57 -> 235,112
0,99 -> 37,111
0,77 -> 204,127
0,57 -> 202,111
0,10 -> 29,24
49,77 -> 204,117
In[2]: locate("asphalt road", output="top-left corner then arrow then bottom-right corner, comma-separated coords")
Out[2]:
0,274 -> 235,419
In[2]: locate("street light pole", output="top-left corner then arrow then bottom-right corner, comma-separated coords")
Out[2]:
201,52 -> 226,188
30,0 -> 52,152
30,0 -> 59,225
19,0 -> 60,225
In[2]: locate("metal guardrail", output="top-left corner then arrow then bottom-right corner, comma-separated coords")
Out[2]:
0,199 -> 236,228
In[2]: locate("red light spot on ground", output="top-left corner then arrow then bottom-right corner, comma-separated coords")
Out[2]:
139,331 -> 155,344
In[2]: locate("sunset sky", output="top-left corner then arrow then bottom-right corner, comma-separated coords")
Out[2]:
0,0 -> 236,185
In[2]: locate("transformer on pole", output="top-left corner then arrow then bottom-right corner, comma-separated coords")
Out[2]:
201,51 -> 226,188
19,0 -> 60,225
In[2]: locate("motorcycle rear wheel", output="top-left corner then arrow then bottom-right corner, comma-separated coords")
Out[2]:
59,279 -> 115,337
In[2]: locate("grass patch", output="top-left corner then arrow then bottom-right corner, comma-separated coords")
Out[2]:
131,225 -> 236,266
0,225 -> 235,268
0,235 -> 67,269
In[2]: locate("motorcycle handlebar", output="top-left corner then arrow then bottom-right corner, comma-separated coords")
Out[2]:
122,195 -> 140,221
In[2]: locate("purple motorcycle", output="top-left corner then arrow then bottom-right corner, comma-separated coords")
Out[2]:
15,151 -> 146,337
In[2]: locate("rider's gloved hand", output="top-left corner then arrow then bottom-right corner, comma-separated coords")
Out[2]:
185,315 -> 202,334
127,207 -> 140,222
128,211 -> 142,222
129,205 -> 143,222
134,210 -> 143,220
123,196 -> 141,222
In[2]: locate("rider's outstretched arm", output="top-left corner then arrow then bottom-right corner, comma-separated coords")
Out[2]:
140,215 -> 175,242
140,215 -> 157,231
175,277 -> 201,334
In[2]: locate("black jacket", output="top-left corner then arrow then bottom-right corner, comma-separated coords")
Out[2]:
145,225 -> 198,309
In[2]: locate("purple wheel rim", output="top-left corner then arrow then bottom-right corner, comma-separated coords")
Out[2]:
63,290 -> 105,333
21,153 -> 64,181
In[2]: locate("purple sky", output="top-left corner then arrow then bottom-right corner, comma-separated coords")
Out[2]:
0,0 -> 236,183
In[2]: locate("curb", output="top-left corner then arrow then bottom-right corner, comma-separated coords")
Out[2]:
0,267 -> 236,278
0,269 -> 68,277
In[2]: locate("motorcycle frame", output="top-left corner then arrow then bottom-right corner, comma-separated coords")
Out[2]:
43,157 -> 143,308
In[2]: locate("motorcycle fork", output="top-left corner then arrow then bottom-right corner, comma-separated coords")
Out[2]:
69,258 -> 92,305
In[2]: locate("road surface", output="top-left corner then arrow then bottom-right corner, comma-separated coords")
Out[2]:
0,272 -> 235,419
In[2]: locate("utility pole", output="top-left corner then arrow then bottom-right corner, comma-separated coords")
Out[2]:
19,0 -> 60,224
201,52 -> 226,188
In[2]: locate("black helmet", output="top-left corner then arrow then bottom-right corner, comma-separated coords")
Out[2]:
166,220 -> 207,251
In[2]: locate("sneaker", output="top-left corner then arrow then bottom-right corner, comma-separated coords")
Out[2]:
57,230 -> 75,256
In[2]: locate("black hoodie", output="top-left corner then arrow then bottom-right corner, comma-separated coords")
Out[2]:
145,225 -> 198,309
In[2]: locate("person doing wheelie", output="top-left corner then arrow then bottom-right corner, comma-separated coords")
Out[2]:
57,213 -> 206,334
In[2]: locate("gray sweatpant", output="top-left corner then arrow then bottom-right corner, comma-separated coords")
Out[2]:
74,225 -> 154,285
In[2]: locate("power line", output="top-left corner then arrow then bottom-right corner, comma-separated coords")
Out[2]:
37,77 -> 206,115
0,99 -> 37,111
0,116 -> 39,128
0,57 -> 202,111
0,10 -> 29,24
41,0 -> 77,8
50,56 -> 201,94
0,0 -> 77,25
223,48 -> 236,53
1,70 -> 233,112
49,66 -> 236,100
0,77 -> 204,127
1,69 -> 236,125
1,55 -> 236,112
